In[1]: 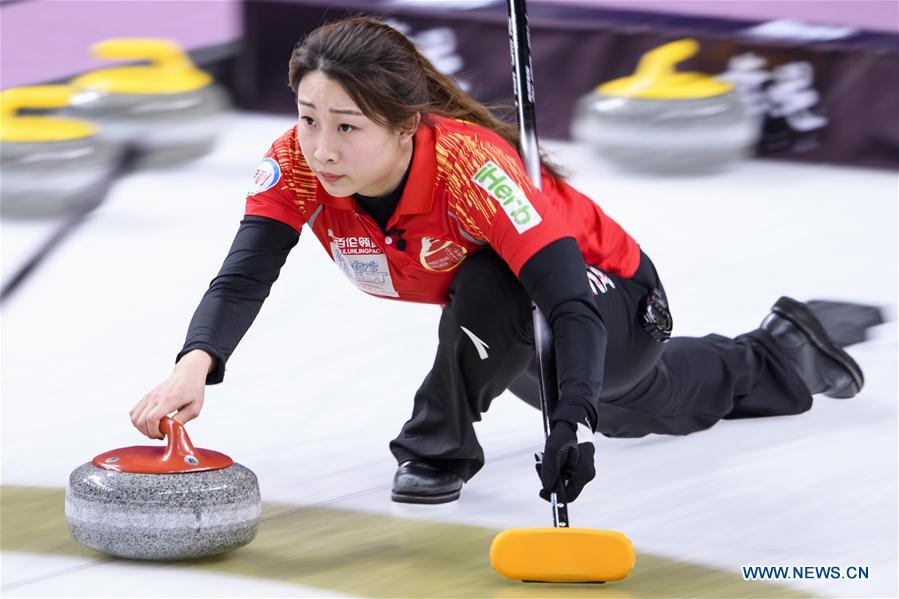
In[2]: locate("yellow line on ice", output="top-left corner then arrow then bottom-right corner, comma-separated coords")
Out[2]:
1,485 -> 814,598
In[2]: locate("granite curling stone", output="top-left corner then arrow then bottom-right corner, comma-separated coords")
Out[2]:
571,39 -> 761,174
0,86 -> 121,218
65,38 -> 228,168
65,417 -> 260,560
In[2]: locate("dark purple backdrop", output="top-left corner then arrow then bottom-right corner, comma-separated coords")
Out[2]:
234,0 -> 899,169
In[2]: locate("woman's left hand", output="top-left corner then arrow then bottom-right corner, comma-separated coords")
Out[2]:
536,417 -> 596,502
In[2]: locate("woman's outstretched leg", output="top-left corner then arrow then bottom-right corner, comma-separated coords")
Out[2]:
576,297 -> 862,438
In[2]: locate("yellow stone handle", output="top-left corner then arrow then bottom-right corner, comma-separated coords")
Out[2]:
0,85 -> 78,117
0,85 -> 96,141
632,38 -> 699,84
92,38 -> 193,71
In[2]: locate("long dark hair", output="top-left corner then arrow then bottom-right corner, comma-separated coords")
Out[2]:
288,16 -> 563,178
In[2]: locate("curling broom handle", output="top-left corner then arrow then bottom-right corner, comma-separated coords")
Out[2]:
506,0 -> 570,528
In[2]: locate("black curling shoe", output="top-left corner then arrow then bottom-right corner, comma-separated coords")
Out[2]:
761,296 -> 864,399
391,460 -> 463,504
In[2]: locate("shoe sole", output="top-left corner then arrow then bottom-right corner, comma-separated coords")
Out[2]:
806,299 -> 886,348
391,490 -> 461,504
771,297 -> 864,398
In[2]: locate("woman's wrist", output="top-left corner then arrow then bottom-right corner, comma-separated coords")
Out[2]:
176,349 -> 215,375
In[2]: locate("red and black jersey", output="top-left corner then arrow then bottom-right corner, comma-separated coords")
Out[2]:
245,114 -> 640,305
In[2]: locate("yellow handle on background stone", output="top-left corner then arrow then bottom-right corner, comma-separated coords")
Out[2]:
0,86 -> 96,142
72,38 -> 213,95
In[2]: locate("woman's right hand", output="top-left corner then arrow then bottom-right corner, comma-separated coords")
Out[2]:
130,350 -> 214,439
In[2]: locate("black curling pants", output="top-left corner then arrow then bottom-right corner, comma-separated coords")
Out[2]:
389,250 -> 812,481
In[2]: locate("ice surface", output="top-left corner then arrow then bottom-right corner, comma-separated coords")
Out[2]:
1,111 -> 895,597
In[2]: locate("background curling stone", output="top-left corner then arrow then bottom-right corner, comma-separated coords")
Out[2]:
65,417 -> 260,560
571,39 -> 761,174
66,38 -> 229,168
0,86 -> 121,218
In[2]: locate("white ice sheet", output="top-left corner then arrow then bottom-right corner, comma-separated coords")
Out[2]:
1,111 -> 896,598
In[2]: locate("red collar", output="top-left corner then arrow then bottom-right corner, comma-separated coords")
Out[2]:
315,120 -> 437,214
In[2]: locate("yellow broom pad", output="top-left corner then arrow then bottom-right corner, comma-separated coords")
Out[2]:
490,527 -> 635,583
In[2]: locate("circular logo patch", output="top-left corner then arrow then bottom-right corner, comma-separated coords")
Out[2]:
248,158 -> 280,196
420,237 -> 467,272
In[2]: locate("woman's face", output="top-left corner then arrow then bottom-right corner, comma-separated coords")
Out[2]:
296,70 -> 413,197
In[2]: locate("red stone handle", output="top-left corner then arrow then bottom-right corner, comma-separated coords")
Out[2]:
92,416 -> 233,473
159,416 -> 199,464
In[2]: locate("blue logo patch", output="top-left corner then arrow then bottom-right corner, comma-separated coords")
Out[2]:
248,158 -> 281,195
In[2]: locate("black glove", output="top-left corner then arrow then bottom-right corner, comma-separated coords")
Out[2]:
536,405 -> 595,502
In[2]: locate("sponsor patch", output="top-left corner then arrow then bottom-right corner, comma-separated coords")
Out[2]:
248,158 -> 280,196
329,230 -> 398,297
471,160 -> 541,233
331,234 -> 380,255
420,237 -> 467,272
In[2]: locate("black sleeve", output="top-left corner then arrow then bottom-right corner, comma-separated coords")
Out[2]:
177,215 -> 300,384
518,237 -> 607,430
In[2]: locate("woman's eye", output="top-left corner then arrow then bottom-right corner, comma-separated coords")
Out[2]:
301,116 -> 315,126
338,123 -> 355,133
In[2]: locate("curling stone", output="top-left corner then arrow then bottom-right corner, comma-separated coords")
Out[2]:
65,38 -> 228,168
0,86 -> 121,218
571,39 -> 761,173
65,417 -> 260,560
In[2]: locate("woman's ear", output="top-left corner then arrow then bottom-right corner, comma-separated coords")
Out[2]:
401,113 -> 421,138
